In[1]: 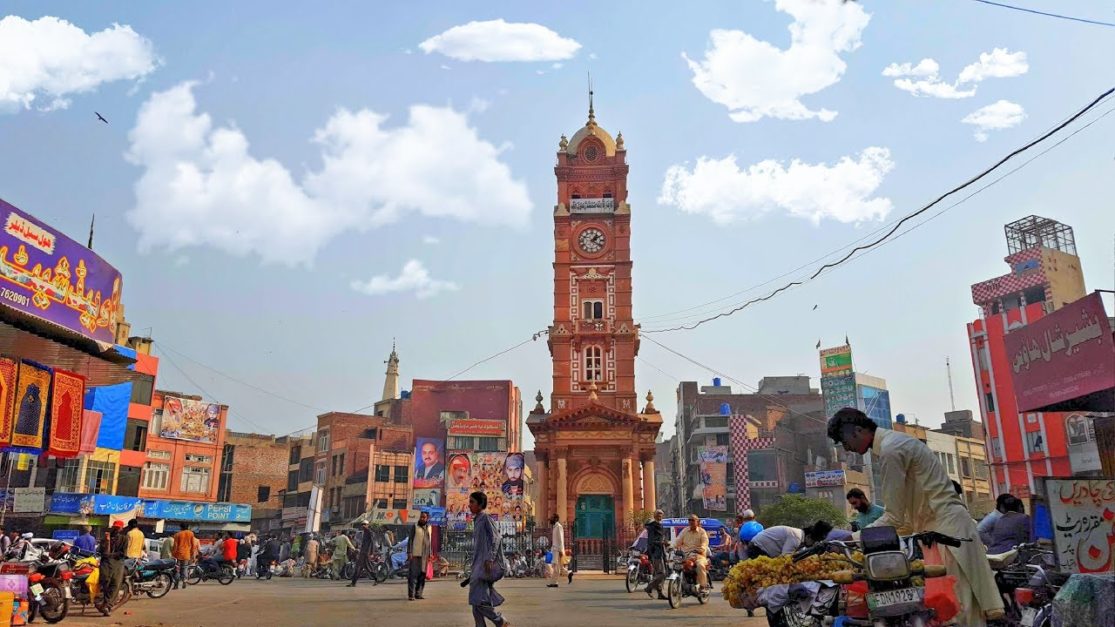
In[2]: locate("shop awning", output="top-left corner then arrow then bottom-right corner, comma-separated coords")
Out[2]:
0,318 -> 142,386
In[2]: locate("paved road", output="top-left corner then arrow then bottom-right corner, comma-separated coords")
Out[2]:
56,576 -> 769,626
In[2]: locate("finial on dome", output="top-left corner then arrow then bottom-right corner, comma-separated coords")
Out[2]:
644,390 -> 657,413
532,390 -> 545,414
615,132 -> 624,150
559,134 -> 568,150
588,382 -> 599,401
587,89 -> 595,127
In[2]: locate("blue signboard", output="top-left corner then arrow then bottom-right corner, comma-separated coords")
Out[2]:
90,494 -> 141,515
420,506 -> 446,526
52,530 -> 80,542
49,492 -> 84,514
140,499 -> 251,523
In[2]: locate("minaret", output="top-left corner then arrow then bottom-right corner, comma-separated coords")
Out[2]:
381,340 -> 400,402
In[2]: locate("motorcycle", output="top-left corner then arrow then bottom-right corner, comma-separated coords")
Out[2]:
187,557 -> 236,585
620,548 -> 653,593
665,549 -> 711,608
124,557 -> 176,598
988,542 -> 1067,627
793,526 -> 960,627
62,547 -> 130,616
27,547 -> 71,624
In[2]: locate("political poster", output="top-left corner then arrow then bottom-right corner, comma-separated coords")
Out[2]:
160,396 -> 221,444
413,438 -> 445,489
1043,478 -> 1115,574
698,446 -> 728,512
443,451 -> 527,529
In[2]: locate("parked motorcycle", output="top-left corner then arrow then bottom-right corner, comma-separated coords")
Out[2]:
665,549 -> 711,608
793,527 -> 959,627
988,542 -> 1067,627
187,557 -> 236,585
124,557 -> 176,598
27,548 -> 71,624
621,549 -> 653,593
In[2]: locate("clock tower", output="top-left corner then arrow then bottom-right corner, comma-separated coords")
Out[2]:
528,96 -> 661,547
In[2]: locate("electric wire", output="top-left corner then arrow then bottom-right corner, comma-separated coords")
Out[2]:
643,86 -> 1115,333
152,344 -> 272,433
969,0 -> 1115,28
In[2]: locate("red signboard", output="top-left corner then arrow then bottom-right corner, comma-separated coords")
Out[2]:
447,419 -> 505,437
1003,293 -> 1115,413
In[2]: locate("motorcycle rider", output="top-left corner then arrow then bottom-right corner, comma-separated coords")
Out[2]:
644,509 -> 668,600
672,514 -> 710,591
99,521 -> 127,610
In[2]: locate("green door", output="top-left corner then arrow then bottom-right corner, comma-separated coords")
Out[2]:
574,495 -> 615,539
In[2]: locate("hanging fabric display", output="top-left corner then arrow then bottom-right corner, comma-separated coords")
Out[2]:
10,360 -> 51,452
47,369 -> 84,458
79,409 -> 102,455
0,357 -> 17,448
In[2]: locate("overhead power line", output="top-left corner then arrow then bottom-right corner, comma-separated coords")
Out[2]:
969,0 -> 1115,28
643,86 -> 1115,334
153,344 -> 272,433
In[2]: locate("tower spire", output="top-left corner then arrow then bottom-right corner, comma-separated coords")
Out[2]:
587,73 -> 595,126
381,340 -> 400,402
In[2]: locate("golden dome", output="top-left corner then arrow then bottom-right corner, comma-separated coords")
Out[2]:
565,91 -> 619,158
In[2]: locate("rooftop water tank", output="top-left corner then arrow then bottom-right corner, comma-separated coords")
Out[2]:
896,413 -> 906,424
719,403 -> 731,416
713,377 -> 722,387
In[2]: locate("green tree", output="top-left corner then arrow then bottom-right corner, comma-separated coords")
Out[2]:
756,495 -> 847,530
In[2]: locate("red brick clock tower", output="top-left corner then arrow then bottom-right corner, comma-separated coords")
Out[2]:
528,97 -> 661,548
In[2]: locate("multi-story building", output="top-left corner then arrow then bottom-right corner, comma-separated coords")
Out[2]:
654,436 -> 677,517
137,390 -> 228,503
937,409 -> 986,440
407,379 -> 522,449
953,433 -> 993,514
281,434 -> 315,534
967,216 -> 1086,498
314,412 -> 381,525
855,373 -> 893,430
217,432 -> 291,531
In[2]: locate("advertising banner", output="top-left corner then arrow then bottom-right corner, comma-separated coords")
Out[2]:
1004,293 -> 1115,413
698,446 -> 728,512
368,508 -> 420,525
444,451 -> 527,529
160,396 -> 221,443
12,487 -> 45,513
1043,478 -> 1115,574
819,345 -> 853,376
0,198 -> 123,344
139,499 -> 252,523
1065,413 -> 1104,474
413,437 -> 446,490
804,470 -> 847,489
821,374 -> 857,418
447,419 -> 506,437
47,493 -> 141,517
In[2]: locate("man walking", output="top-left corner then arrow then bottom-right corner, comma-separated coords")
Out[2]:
332,531 -> 354,581
124,519 -> 145,565
99,521 -> 127,609
75,525 -> 97,555
546,513 -> 564,588
644,510 -> 668,600
407,511 -> 432,600
346,522 -> 377,587
828,407 -> 1004,625
172,523 -> 197,590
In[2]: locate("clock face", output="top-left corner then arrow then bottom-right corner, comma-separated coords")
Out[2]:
578,228 -> 606,253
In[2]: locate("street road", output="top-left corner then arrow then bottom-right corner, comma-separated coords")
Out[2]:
57,576 -> 768,626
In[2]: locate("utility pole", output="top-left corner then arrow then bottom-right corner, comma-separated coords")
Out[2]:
946,357 -> 956,412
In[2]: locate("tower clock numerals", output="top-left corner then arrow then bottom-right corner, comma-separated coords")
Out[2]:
578,228 -> 606,253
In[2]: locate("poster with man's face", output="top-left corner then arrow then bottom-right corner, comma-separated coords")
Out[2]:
447,453 -> 472,489
413,438 -> 445,489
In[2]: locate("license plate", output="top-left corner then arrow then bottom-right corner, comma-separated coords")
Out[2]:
30,583 -> 44,596
1021,607 -> 1037,627
867,587 -> 924,611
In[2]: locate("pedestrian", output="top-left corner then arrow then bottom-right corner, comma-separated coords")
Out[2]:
644,509 -> 668,600
546,513 -> 564,588
464,491 -> 511,627
407,511 -> 433,600
347,522 -> 377,587
279,536 -> 292,562
977,493 -> 1014,547
986,496 -> 1031,554
258,534 -> 280,579
303,535 -> 319,578
331,531 -> 353,580
827,407 -> 1004,625
159,533 -> 174,560
124,519 -> 145,565
75,525 -> 97,555
99,521 -> 127,610
0,527 -> 9,557
236,536 -> 252,578
846,488 -> 886,528
172,523 -> 198,590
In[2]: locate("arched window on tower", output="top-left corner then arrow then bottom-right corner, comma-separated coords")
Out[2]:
585,346 -> 603,381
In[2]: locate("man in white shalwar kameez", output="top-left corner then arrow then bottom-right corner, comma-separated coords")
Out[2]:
828,408 -> 1004,626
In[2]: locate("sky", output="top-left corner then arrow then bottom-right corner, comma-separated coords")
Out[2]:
1,1 -> 1113,449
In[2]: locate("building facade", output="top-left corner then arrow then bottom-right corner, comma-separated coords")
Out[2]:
528,101 -> 662,543
967,216 -> 1085,498
137,390 -> 228,503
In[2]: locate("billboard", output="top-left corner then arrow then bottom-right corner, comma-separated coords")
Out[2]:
819,345 -> 853,376
160,396 -> 221,443
821,374 -> 857,419
805,470 -> 847,488
1044,478 -> 1115,574
447,419 -> 506,437
1003,293 -> 1115,413
698,446 -> 728,511
444,451 -> 527,529
413,438 -> 446,489
1065,413 -> 1105,474
0,198 -> 123,344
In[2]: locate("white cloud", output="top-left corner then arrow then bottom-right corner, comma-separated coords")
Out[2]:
126,82 -> 530,266
883,48 -> 1027,99
962,100 -> 1025,142
419,19 -> 581,62
0,15 -> 158,112
350,259 -> 459,298
659,147 -> 894,224
683,0 -> 870,123
422,235 -> 440,245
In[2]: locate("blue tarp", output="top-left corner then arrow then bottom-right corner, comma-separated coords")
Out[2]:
85,382 -> 131,450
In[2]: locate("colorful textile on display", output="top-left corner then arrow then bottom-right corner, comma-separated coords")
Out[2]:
85,382 -> 131,450
11,360 -> 51,452
79,410 -> 102,454
0,357 -> 17,448
47,369 -> 84,458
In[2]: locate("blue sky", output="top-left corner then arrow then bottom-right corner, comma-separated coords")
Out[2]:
1,1 -> 1112,446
